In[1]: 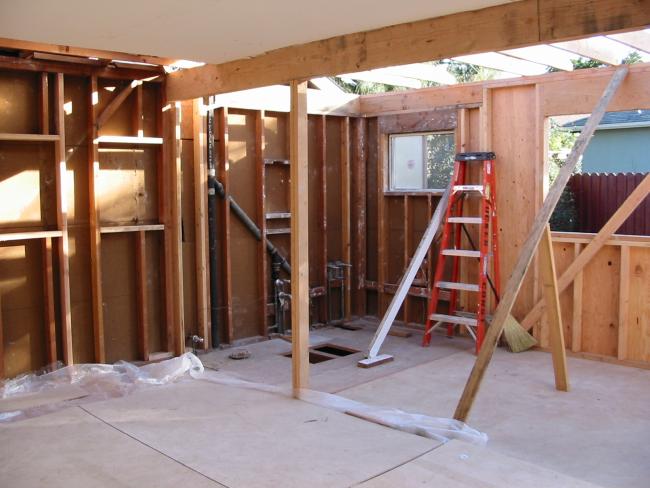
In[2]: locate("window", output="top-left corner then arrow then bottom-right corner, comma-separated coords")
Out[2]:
389,132 -> 455,191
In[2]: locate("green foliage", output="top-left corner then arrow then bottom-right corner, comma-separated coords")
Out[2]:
425,133 -> 455,189
622,51 -> 643,64
571,57 -> 607,70
444,60 -> 500,83
330,77 -> 408,95
548,120 -> 580,231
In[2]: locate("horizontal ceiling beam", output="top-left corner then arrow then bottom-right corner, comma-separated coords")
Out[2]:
452,52 -> 547,76
167,0 -> 650,100
607,29 -> 650,54
500,45 -> 575,71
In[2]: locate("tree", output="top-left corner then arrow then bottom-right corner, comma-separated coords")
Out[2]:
548,120 -> 579,231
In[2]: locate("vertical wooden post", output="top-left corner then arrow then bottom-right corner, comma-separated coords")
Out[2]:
618,245 -> 630,360
571,242 -> 583,353
318,115 -> 328,322
0,293 -> 3,379
133,83 -> 144,137
255,110 -> 269,336
159,88 -> 175,353
340,116 -> 351,319
403,195 -> 410,325
539,226 -> 569,391
193,99 -> 210,347
171,101 -> 184,355
352,118 -> 367,317
88,75 -> 105,363
216,107 -> 233,342
135,231 -> 149,361
54,73 -> 73,365
39,72 -> 49,134
290,80 -> 309,394
377,125 -> 387,314
42,237 -> 57,365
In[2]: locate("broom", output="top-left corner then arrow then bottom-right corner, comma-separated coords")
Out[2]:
502,313 -> 537,353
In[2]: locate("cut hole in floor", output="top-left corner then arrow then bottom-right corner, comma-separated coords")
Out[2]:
282,344 -> 360,363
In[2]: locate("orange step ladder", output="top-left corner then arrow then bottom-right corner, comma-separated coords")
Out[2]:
422,152 -> 500,354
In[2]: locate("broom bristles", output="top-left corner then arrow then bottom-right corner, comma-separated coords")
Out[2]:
502,314 -> 537,353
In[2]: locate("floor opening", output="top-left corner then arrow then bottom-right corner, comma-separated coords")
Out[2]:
312,344 -> 359,356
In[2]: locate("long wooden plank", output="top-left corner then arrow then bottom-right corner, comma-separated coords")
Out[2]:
193,99 -> 210,347
217,107 -> 233,342
571,242 -> 583,353
352,118 -> 367,316
96,81 -> 139,130
521,171 -> 650,330
135,231 -> 149,361
54,73 -> 73,365
42,237 -> 56,365
290,80 -> 310,393
170,101 -> 185,356
376,124 -> 387,316
88,75 -> 105,363
166,0 -> 650,100
341,117 -> 351,319
0,133 -> 59,142
539,226 -> 569,391
361,185 -> 451,364
453,66 -> 628,422
0,230 -> 63,242
255,110 -> 269,336
39,72 -> 49,134
0,293 -> 3,379
318,116 -> 328,323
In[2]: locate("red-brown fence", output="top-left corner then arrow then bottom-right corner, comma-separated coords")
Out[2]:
569,173 -> 650,236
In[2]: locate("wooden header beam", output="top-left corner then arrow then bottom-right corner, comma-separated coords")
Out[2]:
166,0 -> 650,100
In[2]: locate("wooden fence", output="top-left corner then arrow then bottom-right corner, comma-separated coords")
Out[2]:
570,173 -> 650,236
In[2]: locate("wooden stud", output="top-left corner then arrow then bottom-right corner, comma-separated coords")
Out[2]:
42,237 -> 57,365
170,101 -> 185,355
318,115 -> 328,322
539,226 -> 569,391
255,110 -> 269,336
618,245 -> 630,360
135,231 -> 149,361
453,66 -> 628,422
96,80 -> 138,130
352,118 -> 367,317
134,83 -> 144,137
377,124 -> 387,315
340,117 -> 351,319
88,75 -> 105,363
571,242 -> 583,353
39,72 -> 49,134
0,293 -> 3,379
193,99 -> 210,347
54,73 -> 73,365
403,195 -> 410,325
216,107 -> 233,342
521,171 -> 650,329
290,80 -> 310,394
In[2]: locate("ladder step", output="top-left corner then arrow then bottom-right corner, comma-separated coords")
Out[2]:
430,313 -> 477,327
435,281 -> 479,292
453,185 -> 483,193
442,249 -> 481,258
447,217 -> 482,224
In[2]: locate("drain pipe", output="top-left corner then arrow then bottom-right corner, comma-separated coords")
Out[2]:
212,179 -> 291,275
207,109 -> 220,348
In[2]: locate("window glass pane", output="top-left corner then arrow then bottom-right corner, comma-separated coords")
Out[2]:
425,133 -> 455,190
391,135 -> 424,190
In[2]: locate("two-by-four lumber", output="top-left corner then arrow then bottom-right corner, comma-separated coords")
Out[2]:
255,110 -> 269,336
341,117 -> 351,319
571,242 -> 583,353
618,245 -> 631,361
54,73 -> 73,365
39,72 -> 49,134
351,118 -> 367,316
193,99 -> 210,347
216,107 -> 234,342
134,83 -> 144,137
539,225 -> 569,391
135,231 -> 149,361
290,80 -> 310,394
166,0 -> 650,100
376,124 -> 387,315
96,80 -> 139,130
318,115 -> 328,323
0,294 -> 3,378
521,172 -> 650,330
88,75 -> 105,363
453,66 -> 629,423
42,237 -> 56,365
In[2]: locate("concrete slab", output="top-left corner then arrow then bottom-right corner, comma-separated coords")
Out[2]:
0,406 -> 223,488
81,380 -> 439,488
358,440 -> 604,487
339,348 -> 650,488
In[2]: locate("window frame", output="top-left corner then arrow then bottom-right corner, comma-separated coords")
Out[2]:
387,130 -> 456,195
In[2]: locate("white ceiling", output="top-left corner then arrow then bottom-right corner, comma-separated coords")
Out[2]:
0,0 -> 516,64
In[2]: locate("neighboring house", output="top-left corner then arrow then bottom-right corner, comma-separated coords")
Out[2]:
563,110 -> 650,173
